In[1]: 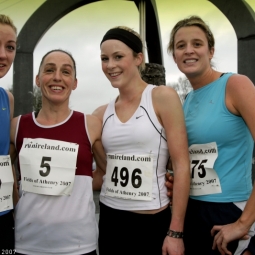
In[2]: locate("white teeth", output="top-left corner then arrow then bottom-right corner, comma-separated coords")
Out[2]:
51,86 -> 63,90
185,59 -> 196,63
110,73 -> 119,77
0,64 -> 4,67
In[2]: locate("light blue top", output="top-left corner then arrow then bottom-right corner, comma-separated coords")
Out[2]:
183,73 -> 253,202
0,87 -> 11,216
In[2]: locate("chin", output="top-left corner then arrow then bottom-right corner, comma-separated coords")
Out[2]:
110,81 -> 122,88
0,71 -> 8,78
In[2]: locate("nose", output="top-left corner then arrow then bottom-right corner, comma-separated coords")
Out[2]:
53,70 -> 61,81
107,58 -> 116,69
0,46 -> 7,59
185,43 -> 194,55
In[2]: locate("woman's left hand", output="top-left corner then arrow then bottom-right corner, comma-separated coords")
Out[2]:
162,236 -> 184,255
211,221 -> 249,255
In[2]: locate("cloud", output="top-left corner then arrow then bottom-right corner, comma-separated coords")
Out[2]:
1,0 -> 242,113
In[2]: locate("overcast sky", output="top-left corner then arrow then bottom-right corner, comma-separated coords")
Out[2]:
1,0 -> 255,114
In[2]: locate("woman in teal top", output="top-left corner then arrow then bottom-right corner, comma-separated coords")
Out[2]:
167,16 -> 255,255
0,15 -> 18,250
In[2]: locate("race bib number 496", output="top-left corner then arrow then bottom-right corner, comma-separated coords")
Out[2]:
105,154 -> 153,201
189,142 -> 222,196
0,155 -> 13,212
19,138 -> 78,196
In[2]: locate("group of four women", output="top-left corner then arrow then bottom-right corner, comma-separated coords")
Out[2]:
1,12 -> 255,255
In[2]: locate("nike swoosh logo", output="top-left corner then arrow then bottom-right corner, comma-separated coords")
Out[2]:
136,115 -> 143,119
2,108 -> 6,110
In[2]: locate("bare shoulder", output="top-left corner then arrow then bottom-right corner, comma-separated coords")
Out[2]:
227,74 -> 255,102
227,74 -> 255,91
152,85 -> 179,98
226,74 -> 255,115
152,85 -> 181,106
92,104 -> 108,121
86,114 -> 102,127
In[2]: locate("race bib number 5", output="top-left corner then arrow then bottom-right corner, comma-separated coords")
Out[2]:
189,142 -> 222,196
105,154 -> 153,201
0,155 -> 13,212
19,138 -> 78,196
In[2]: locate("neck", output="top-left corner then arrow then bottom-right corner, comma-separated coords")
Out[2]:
36,101 -> 71,125
188,69 -> 222,90
117,78 -> 147,103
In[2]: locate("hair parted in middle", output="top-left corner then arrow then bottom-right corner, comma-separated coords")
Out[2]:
37,49 -> 77,78
167,15 -> 215,56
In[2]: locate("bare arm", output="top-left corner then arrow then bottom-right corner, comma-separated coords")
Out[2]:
153,86 -> 190,255
91,103 -> 108,169
87,111 -> 107,191
7,92 -> 19,205
92,166 -> 105,191
212,74 -> 255,255
10,117 -> 18,162
12,164 -> 19,206
6,90 -> 14,121
92,138 -> 106,191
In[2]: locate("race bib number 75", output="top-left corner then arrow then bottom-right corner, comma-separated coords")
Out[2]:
189,142 -> 222,196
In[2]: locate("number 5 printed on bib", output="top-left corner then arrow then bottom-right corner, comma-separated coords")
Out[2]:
19,138 -> 79,196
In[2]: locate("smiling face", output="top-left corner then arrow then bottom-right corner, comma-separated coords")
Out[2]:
0,24 -> 16,78
173,26 -> 214,78
36,51 -> 77,105
100,39 -> 142,89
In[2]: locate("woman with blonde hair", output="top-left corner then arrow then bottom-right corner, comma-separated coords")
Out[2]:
93,26 -> 190,255
167,15 -> 255,255
0,14 -> 18,250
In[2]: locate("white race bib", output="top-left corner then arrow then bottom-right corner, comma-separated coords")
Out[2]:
0,155 -> 14,212
105,154 -> 153,201
189,142 -> 222,196
19,138 -> 79,196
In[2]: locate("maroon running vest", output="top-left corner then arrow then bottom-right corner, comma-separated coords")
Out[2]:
16,111 -> 93,177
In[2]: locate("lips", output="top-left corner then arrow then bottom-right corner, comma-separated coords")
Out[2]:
109,72 -> 121,77
184,59 -> 197,63
50,86 -> 63,91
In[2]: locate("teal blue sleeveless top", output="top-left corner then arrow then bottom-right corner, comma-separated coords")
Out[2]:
183,73 -> 253,202
0,88 -> 11,216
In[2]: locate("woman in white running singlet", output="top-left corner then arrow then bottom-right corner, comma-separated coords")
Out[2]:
92,26 -> 190,255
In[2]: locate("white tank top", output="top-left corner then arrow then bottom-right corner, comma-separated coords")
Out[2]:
100,85 -> 170,210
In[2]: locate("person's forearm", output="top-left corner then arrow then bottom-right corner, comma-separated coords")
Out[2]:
169,167 -> 190,231
238,183 -> 255,229
12,164 -> 19,206
92,168 -> 104,191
